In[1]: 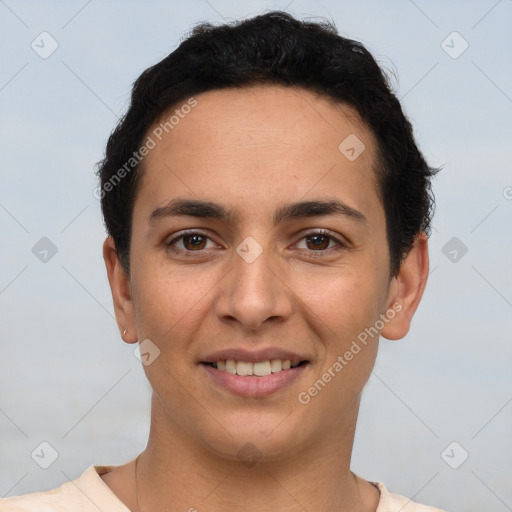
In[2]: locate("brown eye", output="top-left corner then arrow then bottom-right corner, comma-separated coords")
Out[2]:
166,230 -> 216,254
305,233 -> 331,251
296,230 -> 346,254
181,233 -> 207,251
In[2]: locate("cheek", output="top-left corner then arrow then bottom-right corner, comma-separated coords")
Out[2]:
294,262 -> 386,339
292,270 -> 384,426
130,265 -> 206,399
131,256 -> 212,343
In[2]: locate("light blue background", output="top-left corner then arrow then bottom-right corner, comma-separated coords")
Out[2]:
1,1 -> 511,511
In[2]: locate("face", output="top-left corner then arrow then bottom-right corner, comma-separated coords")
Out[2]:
106,85 -> 426,462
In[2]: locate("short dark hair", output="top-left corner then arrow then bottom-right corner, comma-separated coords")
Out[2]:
96,10 -> 438,276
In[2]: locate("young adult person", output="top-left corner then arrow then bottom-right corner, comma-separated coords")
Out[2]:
2,11 -> 444,512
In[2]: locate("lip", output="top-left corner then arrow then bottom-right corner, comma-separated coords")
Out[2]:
200,347 -> 308,365
200,362 -> 309,398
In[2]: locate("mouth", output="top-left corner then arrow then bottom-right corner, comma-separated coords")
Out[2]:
200,358 -> 310,398
201,358 -> 309,376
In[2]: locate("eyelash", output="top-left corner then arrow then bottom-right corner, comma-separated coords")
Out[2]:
165,229 -> 347,257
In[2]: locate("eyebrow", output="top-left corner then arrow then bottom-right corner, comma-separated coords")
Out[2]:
148,197 -> 368,226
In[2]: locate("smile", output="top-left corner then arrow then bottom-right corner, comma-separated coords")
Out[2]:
204,359 -> 307,376
200,360 -> 310,398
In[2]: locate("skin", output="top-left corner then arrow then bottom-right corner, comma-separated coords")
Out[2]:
102,85 -> 429,511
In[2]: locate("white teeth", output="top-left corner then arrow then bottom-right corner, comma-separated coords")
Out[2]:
253,361 -> 272,376
211,358 -> 303,376
270,359 -> 282,372
225,359 -> 237,374
236,361 -> 253,376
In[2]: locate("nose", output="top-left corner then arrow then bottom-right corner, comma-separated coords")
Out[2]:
214,239 -> 294,332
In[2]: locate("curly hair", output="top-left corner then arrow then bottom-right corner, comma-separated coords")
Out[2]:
96,10 -> 438,276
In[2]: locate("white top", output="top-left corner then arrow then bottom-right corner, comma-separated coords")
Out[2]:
1,460 -> 446,512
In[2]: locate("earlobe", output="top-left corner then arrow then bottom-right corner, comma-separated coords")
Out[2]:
102,237 -> 138,344
380,232 -> 429,341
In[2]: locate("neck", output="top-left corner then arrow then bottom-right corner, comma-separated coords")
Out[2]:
133,393 -> 379,512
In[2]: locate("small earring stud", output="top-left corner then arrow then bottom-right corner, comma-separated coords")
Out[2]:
123,328 -> 127,336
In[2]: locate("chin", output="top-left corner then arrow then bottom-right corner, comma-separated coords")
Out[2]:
198,412 -> 311,464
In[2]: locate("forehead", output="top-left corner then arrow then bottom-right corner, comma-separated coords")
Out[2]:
135,85 -> 381,224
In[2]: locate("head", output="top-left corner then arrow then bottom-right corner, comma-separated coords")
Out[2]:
99,12 -> 437,461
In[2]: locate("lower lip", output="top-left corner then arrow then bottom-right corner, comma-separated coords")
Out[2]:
200,363 -> 309,398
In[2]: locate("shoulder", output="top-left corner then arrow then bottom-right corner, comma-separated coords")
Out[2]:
0,463 -> 130,512
375,482 -> 447,512
1,478 -> 82,512
1,489 -> 68,512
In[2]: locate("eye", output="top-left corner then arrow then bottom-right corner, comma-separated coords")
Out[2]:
294,230 -> 346,254
166,229 -> 346,256
166,230 -> 218,254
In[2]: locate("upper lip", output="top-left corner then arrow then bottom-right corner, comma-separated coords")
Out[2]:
200,348 -> 309,364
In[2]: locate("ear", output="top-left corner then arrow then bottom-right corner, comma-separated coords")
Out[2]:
103,236 -> 138,344
380,232 -> 429,340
